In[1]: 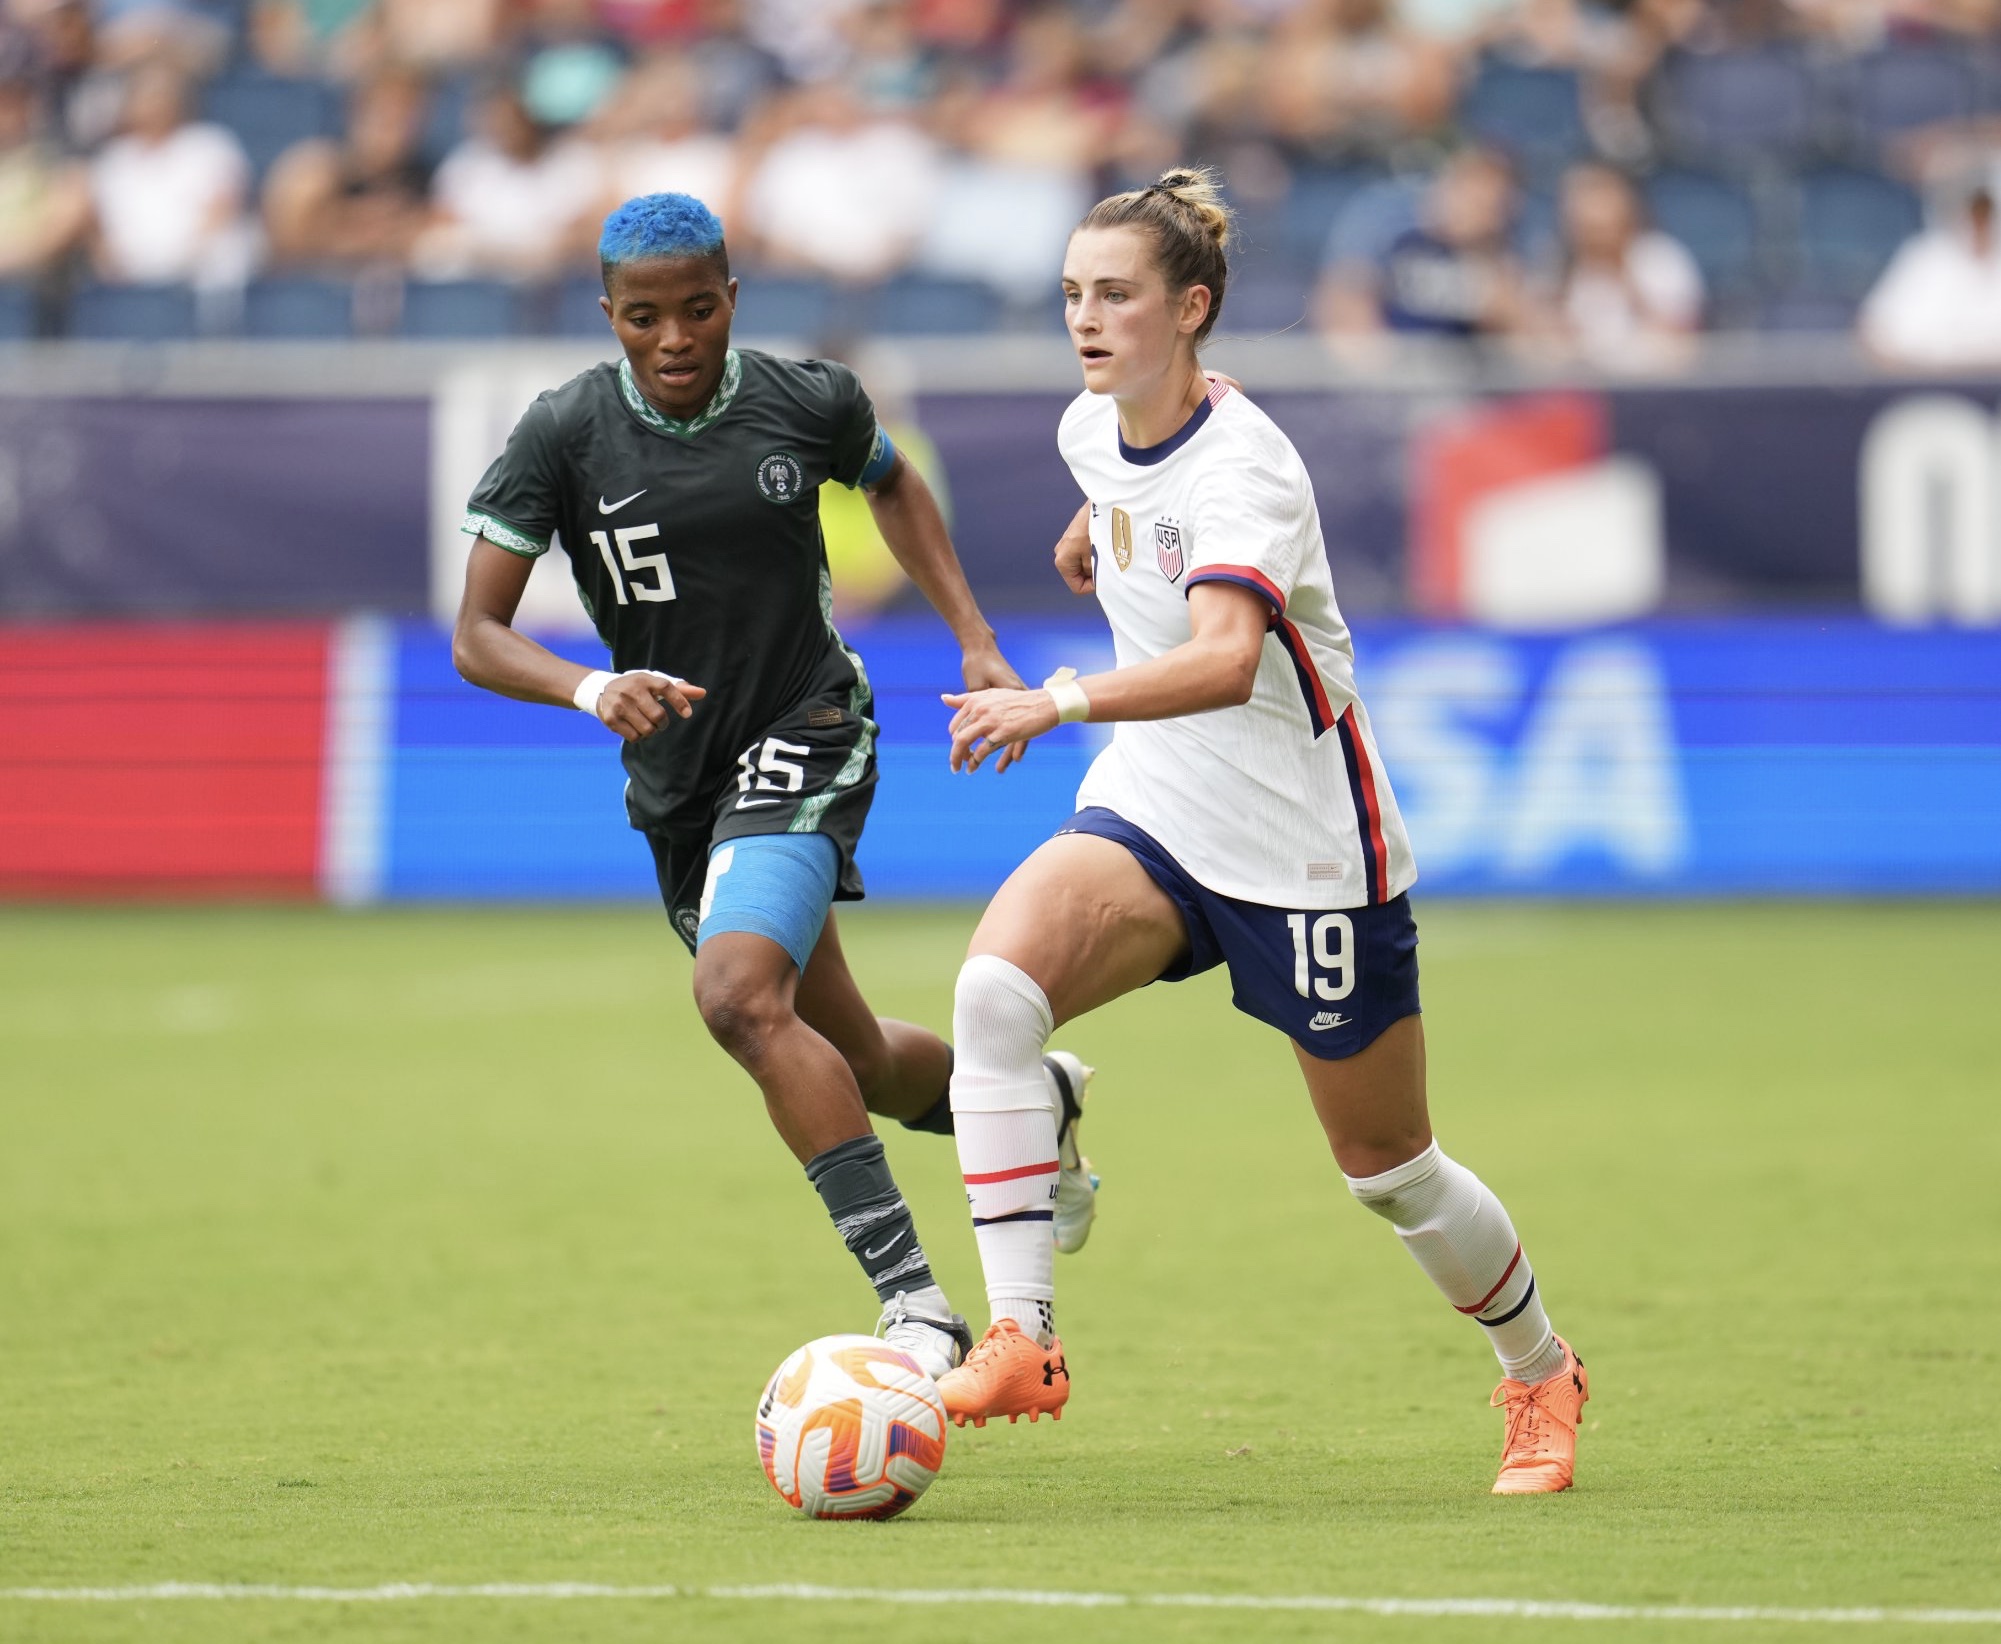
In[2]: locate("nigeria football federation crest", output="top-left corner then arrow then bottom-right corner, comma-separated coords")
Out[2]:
1109,506 -> 1133,572
1155,518 -> 1184,582
673,906 -> 701,945
755,451 -> 806,504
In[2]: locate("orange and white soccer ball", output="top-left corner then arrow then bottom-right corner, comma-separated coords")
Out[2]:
755,1334 -> 948,1519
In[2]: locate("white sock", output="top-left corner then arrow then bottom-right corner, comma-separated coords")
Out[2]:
949,955 -> 1059,1346
896,1283 -> 951,1321
1346,1141 -> 1565,1386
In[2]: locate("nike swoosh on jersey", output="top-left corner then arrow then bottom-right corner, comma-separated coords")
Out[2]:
863,1230 -> 906,1261
598,489 -> 646,514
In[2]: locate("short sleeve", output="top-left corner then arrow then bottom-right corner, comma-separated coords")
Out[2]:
462,395 -> 563,558
1184,447 -> 1309,625
824,364 -> 894,489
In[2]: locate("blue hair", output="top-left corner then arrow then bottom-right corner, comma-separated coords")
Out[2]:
598,192 -> 727,272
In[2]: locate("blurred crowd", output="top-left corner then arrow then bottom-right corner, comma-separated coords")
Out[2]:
3,0 -> 2001,364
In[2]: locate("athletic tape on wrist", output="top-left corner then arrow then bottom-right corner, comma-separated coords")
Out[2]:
574,668 -> 687,715
1043,667 -> 1091,725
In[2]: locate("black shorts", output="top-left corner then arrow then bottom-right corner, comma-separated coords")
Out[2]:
1058,807 -> 1421,1060
647,695 -> 877,954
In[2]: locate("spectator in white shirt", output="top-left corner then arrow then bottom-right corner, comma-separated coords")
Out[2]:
414,85 -> 602,280
89,63 -> 254,287
1551,162 -> 1703,370
739,83 -> 939,283
592,52 -> 738,231
1860,179 -> 2001,371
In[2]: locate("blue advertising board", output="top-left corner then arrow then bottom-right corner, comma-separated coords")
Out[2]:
371,618 -> 2001,903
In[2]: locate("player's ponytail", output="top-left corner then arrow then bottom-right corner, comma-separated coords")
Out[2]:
1077,166 -> 1233,345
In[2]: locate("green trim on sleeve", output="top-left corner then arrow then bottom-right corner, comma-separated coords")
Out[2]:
461,511 -> 549,558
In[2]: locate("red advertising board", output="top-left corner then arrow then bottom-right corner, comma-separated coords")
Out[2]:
0,624 -> 329,896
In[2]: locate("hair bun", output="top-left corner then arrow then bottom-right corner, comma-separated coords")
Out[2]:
1153,166 -> 1232,249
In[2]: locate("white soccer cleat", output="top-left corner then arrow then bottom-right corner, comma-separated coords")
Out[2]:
875,1292 -> 973,1384
1043,1051 -> 1100,1255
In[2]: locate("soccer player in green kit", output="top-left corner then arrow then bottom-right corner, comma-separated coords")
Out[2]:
451,193 -> 1096,1378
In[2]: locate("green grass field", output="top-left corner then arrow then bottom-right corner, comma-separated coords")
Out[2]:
2,902 -> 1998,1644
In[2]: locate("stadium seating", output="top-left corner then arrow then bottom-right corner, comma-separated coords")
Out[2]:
398,279 -> 523,338
1460,59 -> 1591,174
1284,165 -> 1392,273
551,276 -> 614,338
1792,165 -> 1923,298
1660,47 -> 1818,166
729,276 -> 837,341
69,283 -> 202,341
6,10 -> 1966,346
0,284 -> 37,341
1644,168 -> 1764,303
243,277 -> 356,339
863,275 -> 1003,337
1217,269 -> 1313,335
1844,44 -> 1983,153
201,70 -> 344,179
421,75 -> 479,169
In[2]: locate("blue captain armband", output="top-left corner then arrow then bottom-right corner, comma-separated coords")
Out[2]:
855,425 -> 898,489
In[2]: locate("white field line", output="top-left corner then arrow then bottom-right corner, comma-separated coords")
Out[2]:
1,1583 -> 1998,1624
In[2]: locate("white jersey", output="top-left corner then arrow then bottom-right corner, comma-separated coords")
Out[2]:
1059,381 -> 1417,909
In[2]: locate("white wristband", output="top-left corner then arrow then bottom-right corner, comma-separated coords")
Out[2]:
1043,667 -> 1091,725
576,668 -> 689,716
572,670 -> 616,714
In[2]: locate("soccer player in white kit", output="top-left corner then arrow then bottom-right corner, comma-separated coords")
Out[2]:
931,168 -> 1589,1494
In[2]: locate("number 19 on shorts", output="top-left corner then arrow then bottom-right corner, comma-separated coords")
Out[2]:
1287,913 -> 1355,1001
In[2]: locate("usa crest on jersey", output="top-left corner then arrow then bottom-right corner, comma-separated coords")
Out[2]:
1155,518 -> 1184,582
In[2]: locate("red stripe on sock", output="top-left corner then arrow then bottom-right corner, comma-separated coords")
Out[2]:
1456,1243 -> 1525,1315
962,1160 -> 1061,1184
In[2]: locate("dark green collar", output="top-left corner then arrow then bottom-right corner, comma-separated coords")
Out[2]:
617,350 -> 742,439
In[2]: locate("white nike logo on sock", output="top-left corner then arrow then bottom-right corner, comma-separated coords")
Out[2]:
864,1230 -> 907,1261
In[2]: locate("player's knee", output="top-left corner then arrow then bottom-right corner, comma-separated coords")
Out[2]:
841,1038 -> 892,1106
692,966 -> 790,1067
950,955 -> 1054,1111
1345,1139 -> 1448,1224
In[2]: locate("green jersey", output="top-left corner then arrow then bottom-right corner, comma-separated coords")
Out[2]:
461,348 -> 891,849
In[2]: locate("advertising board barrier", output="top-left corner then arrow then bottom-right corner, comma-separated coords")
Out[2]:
7,617 -> 1990,900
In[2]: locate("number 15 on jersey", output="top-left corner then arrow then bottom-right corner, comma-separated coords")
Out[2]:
590,524 -> 675,604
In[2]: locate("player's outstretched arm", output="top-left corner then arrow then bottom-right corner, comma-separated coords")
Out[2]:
941,582 -> 1267,773
865,450 -> 1033,769
452,536 -> 705,742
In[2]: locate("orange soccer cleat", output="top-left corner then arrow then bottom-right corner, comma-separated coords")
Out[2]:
935,1320 -> 1070,1428
1490,1337 -> 1588,1495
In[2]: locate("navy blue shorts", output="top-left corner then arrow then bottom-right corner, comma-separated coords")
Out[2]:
1057,807 -> 1421,1061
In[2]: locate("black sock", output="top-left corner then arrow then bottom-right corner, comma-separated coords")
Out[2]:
900,1047 -> 955,1136
803,1133 -> 936,1302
